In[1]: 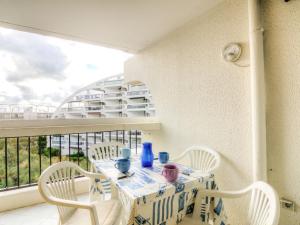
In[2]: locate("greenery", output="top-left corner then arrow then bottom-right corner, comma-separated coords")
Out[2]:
37,136 -> 47,152
42,147 -> 60,157
0,137 -> 89,189
69,151 -> 84,158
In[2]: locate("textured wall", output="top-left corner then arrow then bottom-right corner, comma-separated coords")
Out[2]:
125,1 -> 251,224
125,0 -> 300,224
264,1 -> 300,225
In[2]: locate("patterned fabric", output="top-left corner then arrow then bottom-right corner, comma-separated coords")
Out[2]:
89,164 -> 112,201
93,159 -> 227,225
195,177 -> 228,225
89,178 -> 111,200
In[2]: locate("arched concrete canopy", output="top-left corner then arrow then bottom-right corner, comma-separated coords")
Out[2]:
52,74 -> 123,118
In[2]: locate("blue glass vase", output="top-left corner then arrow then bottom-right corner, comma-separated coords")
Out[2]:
141,142 -> 154,167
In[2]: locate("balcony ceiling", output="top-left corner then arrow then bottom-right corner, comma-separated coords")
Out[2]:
0,0 -> 223,52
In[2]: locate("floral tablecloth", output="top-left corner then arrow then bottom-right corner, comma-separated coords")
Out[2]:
93,159 -> 227,225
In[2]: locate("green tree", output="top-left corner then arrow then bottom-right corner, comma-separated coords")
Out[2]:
37,136 -> 47,154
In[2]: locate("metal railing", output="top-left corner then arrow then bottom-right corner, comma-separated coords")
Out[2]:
0,130 -> 142,191
0,117 -> 160,192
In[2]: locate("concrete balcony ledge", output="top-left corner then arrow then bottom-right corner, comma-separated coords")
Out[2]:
0,117 -> 161,137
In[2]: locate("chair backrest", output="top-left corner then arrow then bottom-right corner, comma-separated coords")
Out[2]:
89,141 -> 125,161
248,181 -> 280,225
178,146 -> 220,173
38,162 -> 85,223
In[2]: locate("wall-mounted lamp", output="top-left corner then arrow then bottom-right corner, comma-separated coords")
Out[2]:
222,43 -> 242,62
222,42 -> 249,67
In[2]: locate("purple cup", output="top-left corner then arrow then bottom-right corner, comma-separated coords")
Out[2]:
162,164 -> 178,182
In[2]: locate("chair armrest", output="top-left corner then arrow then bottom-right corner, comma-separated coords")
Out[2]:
189,170 -> 210,178
171,152 -> 186,162
82,171 -> 107,180
47,196 -> 93,209
199,185 -> 253,199
75,164 -> 107,180
48,196 -> 101,225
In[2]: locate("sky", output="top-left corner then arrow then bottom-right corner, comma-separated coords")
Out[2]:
0,27 -> 132,107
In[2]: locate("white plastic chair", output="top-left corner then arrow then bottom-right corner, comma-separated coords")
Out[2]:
89,142 -> 125,162
38,161 -> 121,225
89,142 -> 125,200
172,146 -> 221,175
183,181 -> 280,225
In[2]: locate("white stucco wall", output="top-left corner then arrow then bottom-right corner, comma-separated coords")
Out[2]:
264,1 -> 300,225
125,1 -> 251,224
125,0 -> 300,224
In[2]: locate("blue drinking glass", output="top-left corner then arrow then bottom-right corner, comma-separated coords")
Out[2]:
159,152 -> 169,164
141,142 -> 154,167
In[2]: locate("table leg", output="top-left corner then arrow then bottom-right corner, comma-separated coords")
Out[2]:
209,197 -> 215,225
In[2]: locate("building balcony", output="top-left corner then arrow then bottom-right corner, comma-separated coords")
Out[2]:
0,117 -> 160,220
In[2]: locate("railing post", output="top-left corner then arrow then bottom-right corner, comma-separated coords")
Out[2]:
49,135 -> 52,165
68,134 -> 71,161
86,132 -> 89,170
39,137 -> 42,175
4,138 -> 8,188
16,137 -> 19,187
129,131 -> 132,150
135,130 -> 138,154
59,135 -> 62,162
122,130 -> 125,144
28,137 -> 31,184
77,133 -> 80,165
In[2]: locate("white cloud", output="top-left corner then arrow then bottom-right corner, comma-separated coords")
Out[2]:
0,27 -> 132,107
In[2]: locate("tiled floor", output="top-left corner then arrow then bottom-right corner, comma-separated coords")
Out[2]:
0,194 -> 89,225
0,203 -> 58,225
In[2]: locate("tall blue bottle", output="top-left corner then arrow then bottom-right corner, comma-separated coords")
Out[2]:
141,142 -> 154,167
